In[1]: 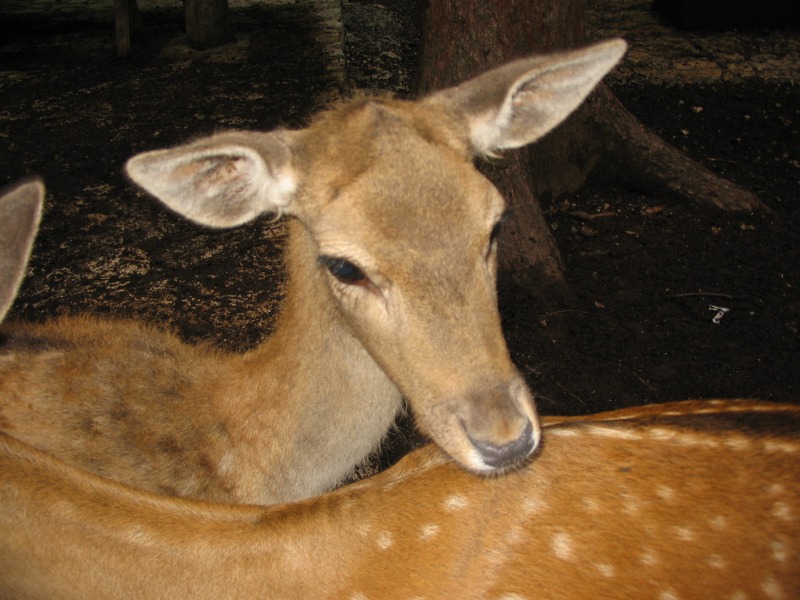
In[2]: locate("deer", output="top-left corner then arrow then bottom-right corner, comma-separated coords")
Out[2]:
0,39 -> 627,505
0,397 -> 797,599
0,179 -> 43,323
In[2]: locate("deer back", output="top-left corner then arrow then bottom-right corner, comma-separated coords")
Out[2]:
1,399 -> 797,599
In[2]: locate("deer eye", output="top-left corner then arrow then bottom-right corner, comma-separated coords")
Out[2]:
319,256 -> 367,285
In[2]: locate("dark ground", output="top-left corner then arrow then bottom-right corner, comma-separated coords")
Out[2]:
0,1 -> 798,468
522,79 -> 800,415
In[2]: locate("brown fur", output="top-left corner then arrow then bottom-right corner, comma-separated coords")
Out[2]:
1,399 -> 797,599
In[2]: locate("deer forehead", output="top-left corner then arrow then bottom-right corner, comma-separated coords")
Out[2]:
303,108 -> 503,262
306,95 -> 472,163
302,96 -> 500,217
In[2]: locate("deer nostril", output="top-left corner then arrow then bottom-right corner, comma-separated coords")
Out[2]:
469,421 -> 536,469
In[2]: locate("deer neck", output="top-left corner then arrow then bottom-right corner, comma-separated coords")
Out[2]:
220,220 -> 403,502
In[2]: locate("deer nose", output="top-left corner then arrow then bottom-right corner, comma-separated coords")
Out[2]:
469,421 -> 536,469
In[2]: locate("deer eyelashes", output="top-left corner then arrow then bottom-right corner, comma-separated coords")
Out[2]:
319,255 -> 372,287
320,256 -> 365,284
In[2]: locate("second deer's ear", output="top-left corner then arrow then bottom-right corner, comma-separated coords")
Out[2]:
126,130 -> 301,229
0,178 -> 44,323
426,39 -> 627,155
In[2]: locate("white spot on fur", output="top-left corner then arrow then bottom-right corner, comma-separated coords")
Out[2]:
648,427 -> 676,441
772,502 -> 793,522
552,532 -> 574,561
640,548 -> 658,566
585,425 -> 642,440
356,523 -> 372,538
761,576 -> 785,600
595,563 -> 615,578
767,484 -> 786,496
771,540 -> 788,563
444,494 -> 468,511
659,591 -> 679,600
522,496 -> 547,516
672,433 -> 719,448
582,497 -> 601,513
764,440 -> 800,454
350,593 -> 368,600
547,429 -> 578,437
656,485 -> 675,501
503,525 -> 525,548
496,595 -> 529,600
382,480 -> 400,492
420,524 -> 439,541
709,515 -> 728,530
376,531 -> 393,550
622,493 -> 642,516
708,554 -> 727,570
724,435 -> 752,451
674,526 -> 694,541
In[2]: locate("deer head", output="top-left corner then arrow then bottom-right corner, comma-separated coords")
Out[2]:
126,39 -> 627,475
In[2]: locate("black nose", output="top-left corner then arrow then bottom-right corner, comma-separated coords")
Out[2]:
470,421 -> 535,468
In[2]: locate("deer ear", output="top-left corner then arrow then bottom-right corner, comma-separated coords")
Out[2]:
427,39 -> 627,155
126,131 -> 301,228
0,178 -> 44,322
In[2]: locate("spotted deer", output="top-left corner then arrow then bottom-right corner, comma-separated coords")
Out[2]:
0,398 -> 797,599
0,40 -> 626,505
0,179 -> 43,323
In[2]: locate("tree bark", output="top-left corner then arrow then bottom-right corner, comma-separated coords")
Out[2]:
417,0 -> 766,294
184,0 -> 233,50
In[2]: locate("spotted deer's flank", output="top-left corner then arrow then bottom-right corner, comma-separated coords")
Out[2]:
0,179 -> 43,323
0,40 -> 626,505
1,399 -> 797,599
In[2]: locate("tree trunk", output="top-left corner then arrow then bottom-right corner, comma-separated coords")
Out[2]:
115,0 -> 143,58
184,0 -> 233,50
417,0 -> 766,295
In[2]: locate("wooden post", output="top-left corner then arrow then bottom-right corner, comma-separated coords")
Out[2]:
115,0 -> 142,58
184,0 -> 233,50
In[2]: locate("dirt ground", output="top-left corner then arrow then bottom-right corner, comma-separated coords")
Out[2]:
0,1 -> 798,468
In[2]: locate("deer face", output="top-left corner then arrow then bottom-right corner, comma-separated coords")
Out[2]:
126,39 -> 627,476
295,99 -> 539,471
